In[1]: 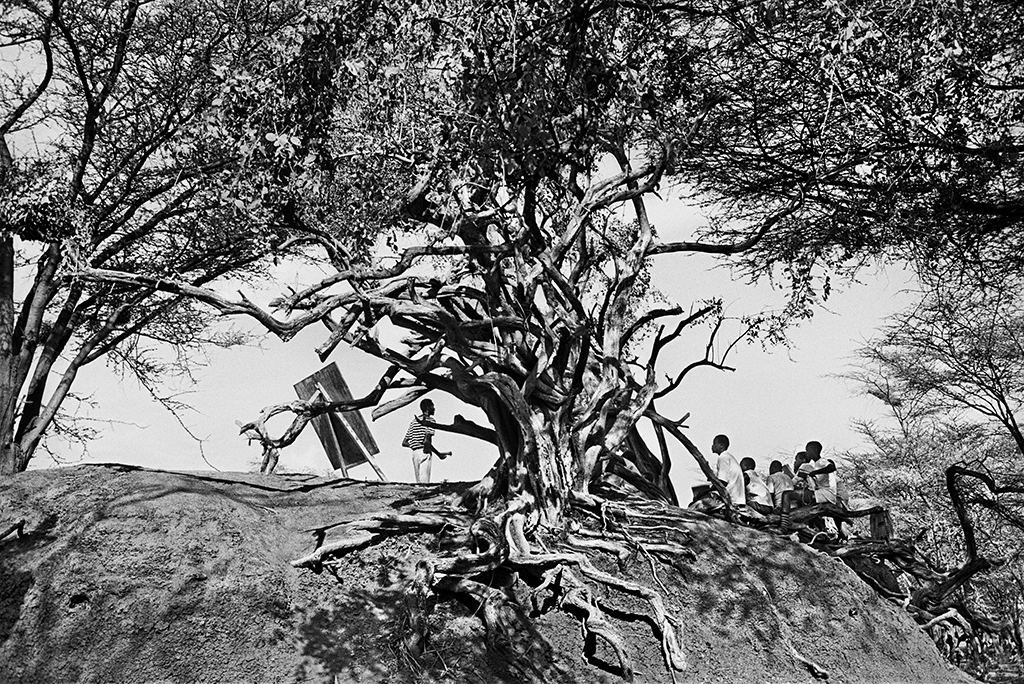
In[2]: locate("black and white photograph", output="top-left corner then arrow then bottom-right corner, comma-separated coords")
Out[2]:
2,0 -> 1022,681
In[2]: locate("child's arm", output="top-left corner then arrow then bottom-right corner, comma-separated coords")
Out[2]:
423,433 -> 451,459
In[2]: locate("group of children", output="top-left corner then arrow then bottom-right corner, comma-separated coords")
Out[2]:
695,434 -> 847,530
403,405 -> 847,525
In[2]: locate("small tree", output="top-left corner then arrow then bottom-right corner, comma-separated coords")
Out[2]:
857,277 -> 1024,456
848,279 -> 1024,671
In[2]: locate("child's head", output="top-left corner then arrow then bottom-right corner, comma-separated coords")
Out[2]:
769,460 -> 783,474
419,398 -> 435,416
740,457 -> 756,472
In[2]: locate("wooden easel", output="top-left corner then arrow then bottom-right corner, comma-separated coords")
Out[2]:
294,363 -> 387,481
312,382 -> 387,481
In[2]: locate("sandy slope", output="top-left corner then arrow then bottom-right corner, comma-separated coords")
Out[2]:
0,465 -> 973,683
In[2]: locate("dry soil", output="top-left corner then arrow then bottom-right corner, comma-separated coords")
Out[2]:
0,464 -> 977,683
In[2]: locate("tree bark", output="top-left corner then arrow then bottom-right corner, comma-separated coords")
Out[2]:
0,233 -> 18,475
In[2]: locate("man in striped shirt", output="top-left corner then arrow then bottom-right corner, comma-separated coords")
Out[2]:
403,399 -> 451,483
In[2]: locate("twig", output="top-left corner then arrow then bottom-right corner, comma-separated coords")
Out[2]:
789,644 -> 829,680
0,519 -> 26,543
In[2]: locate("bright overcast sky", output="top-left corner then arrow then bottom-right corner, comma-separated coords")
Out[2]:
34,195 -> 918,501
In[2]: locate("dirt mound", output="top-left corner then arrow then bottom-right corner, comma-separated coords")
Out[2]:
1,465 -> 972,683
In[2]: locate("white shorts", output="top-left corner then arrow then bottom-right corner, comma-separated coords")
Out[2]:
814,487 -> 837,505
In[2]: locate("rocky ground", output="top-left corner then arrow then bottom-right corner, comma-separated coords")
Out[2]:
0,464 -> 977,683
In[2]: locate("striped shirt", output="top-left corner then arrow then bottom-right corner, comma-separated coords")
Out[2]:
403,415 -> 434,451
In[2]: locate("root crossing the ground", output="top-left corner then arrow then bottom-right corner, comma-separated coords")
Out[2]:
290,491 -> 697,682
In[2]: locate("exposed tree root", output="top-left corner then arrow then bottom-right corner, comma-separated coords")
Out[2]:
553,568 -> 635,681
790,643 -> 830,680
290,493 -> 690,681
434,574 -> 515,647
509,549 -> 686,676
0,519 -> 25,544
290,479 -> 1011,681
402,560 -> 436,658
918,607 -> 970,633
291,510 -> 470,569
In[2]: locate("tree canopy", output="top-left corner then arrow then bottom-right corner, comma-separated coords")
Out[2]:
0,0 -> 315,473
672,0 -> 1024,290
5,0 -> 1023,476
5,0 -> 1024,677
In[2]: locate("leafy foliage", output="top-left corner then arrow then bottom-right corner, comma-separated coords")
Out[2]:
0,0 -> 319,472
847,277 -> 1024,669
6,0 -> 1023,476
855,276 -> 1024,455
671,0 -> 1024,290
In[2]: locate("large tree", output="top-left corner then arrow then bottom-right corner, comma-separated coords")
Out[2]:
60,1 -> 801,676
8,0 -> 1024,676
84,0 -> 798,517
208,0 -> 1024,513
10,0 -> 1023,479
0,0 -> 323,473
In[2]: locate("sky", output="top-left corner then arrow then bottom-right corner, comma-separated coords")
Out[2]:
6,27 -> 920,500
31,196 -> 919,501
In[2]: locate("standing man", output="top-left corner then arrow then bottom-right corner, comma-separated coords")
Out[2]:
402,399 -> 451,483
711,434 -> 745,508
806,440 -> 848,536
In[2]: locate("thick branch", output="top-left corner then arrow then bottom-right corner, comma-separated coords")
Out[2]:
644,409 -> 731,513
425,415 -> 498,444
0,10 -> 54,137
76,267 -> 336,340
239,366 -> 401,453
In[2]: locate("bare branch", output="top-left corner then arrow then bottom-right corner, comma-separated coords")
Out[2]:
647,195 -> 802,257
0,9 -> 53,137
238,366 -> 401,454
